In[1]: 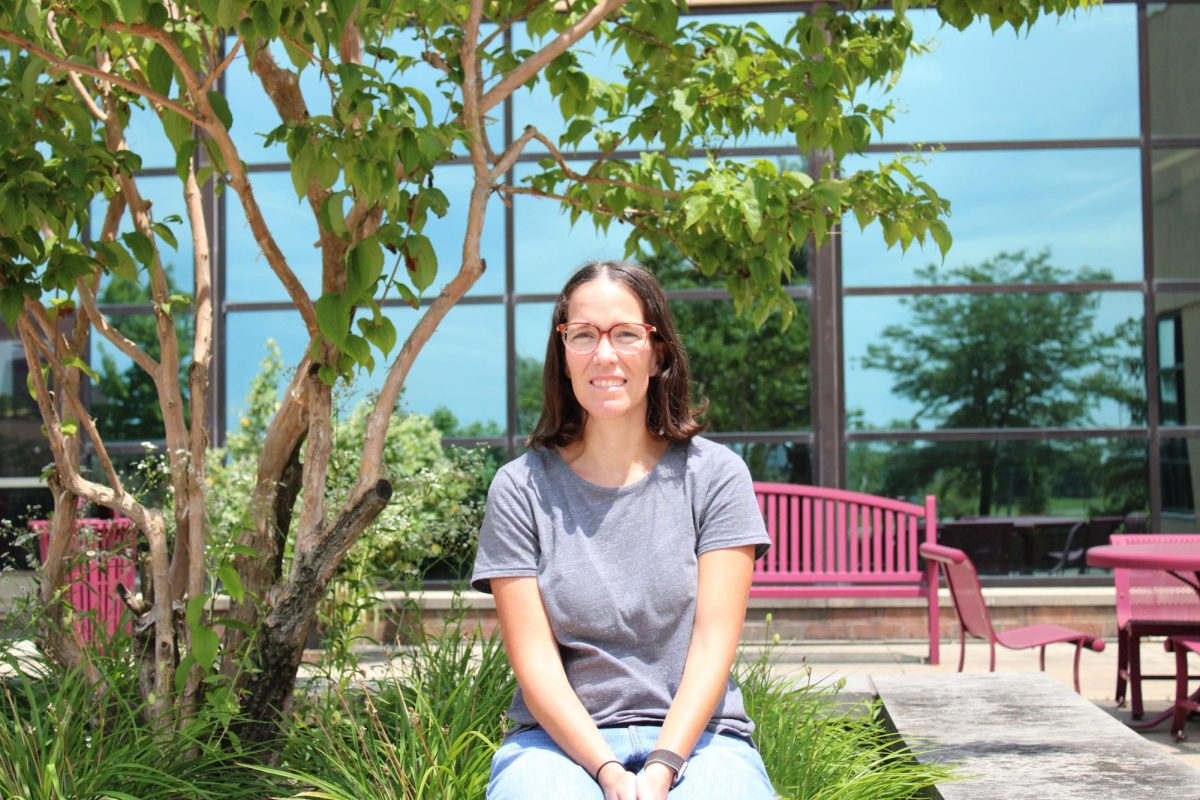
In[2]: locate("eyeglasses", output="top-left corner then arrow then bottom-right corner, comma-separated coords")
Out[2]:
557,322 -> 657,355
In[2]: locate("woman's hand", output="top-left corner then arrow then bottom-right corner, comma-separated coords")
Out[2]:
635,762 -> 674,800
599,763 -> 638,799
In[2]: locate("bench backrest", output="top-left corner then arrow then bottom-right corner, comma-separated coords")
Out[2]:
752,482 -> 936,584
1111,533 -> 1200,628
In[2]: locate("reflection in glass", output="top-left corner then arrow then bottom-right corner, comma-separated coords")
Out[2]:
849,438 -> 1147,520
671,299 -> 810,433
1161,436 -> 1196,522
847,278 -> 1144,431
1156,292 -> 1200,428
225,171 -> 322,302
724,441 -> 811,486
860,5 -> 1137,144
1148,4 -> 1200,137
515,303 -> 554,434
842,148 -> 1143,287
1152,149 -> 1200,281
0,332 -> 50,478
224,304 -> 504,440
0,487 -> 53,570
90,313 -> 193,442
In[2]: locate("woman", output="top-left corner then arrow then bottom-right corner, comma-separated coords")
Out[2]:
471,261 -> 774,800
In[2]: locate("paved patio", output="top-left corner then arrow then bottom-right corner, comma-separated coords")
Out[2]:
765,637 -> 1200,771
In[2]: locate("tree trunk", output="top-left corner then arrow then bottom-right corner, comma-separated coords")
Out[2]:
234,479 -> 392,746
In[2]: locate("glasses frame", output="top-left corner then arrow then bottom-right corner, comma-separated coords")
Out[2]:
556,321 -> 658,355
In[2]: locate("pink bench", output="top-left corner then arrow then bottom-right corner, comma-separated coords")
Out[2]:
29,516 -> 136,644
750,483 -> 940,664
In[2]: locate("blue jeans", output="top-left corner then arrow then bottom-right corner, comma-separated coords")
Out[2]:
487,725 -> 776,799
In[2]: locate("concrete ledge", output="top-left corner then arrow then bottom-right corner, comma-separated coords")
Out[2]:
875,672 -> 1200,799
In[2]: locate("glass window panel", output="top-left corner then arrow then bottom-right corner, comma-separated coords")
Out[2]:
515,302 -> 554,434
224,304 -> 505,439
224,41 -> 333,163
1148,3 -> 1200,137
1160,434 -> 1198,525
723,441 -> 811,485
1156,292 -> 1200,427
124,101 -> 180,169
512,12 -> 801,152
1152,148 -> 1200,281
225,171 -> 322,302
671,298 -> 810,432
0,330 -> 51,479
842,148 -> 1143,287
226,165 -> 506,302
0,487 -> 54,570
847,437 -> 1148,574
858,5 -> 1137,144
90,313 -> 194,442
845,290 -> 1145,431
512,162 -> 627,293
91,175 -> 197,296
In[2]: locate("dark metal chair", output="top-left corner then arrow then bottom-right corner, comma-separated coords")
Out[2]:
1046,515 -> 1125,575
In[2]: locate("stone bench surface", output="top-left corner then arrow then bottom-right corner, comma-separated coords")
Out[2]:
874,672 -> 1200,800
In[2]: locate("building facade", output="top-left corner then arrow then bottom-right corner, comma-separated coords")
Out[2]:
1,0 -> 1198,579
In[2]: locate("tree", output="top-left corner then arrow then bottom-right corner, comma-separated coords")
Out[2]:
0,0 -> 1092,743
861,251 -> 1131,515
644,245 -> 812,482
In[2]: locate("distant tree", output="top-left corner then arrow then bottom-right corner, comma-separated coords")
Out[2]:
644,245 -> 811,482
91,274 -> 192,441
861,251 -> 1130,515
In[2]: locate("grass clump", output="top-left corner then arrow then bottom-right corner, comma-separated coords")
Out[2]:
739,648 -> 954,800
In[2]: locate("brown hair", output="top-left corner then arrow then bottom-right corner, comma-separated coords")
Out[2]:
526,260 -> 707,449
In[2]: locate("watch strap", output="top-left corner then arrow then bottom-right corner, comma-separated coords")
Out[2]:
644,749 -> 687,785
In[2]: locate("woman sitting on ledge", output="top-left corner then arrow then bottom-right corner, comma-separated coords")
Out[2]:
471,260 -> 774,799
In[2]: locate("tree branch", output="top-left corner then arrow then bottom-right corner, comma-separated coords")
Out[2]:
107,20 -> 320,336
478,0 -> 543,51
478,0 -> 631,114
523,127 -> 680,199
0,29 -> 202,126
200,36 -> 242,94
491,125 -> 540,180
76,281 -> 159,375
44,11 -> 107,121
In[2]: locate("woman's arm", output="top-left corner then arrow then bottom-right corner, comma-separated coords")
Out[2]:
638,545 -> 756,798
492,576 -> 637,799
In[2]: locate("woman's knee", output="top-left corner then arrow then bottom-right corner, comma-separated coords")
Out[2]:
487,729 -> 603,800
669,732 -> 775,799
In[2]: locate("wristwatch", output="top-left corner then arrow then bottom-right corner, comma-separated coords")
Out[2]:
644,749 -> 688,786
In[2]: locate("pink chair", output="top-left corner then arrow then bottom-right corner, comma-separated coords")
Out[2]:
919,542 -> 1106,692
1111,533 -> 1200,718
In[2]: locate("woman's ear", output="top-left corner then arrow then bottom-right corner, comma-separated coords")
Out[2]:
650,342 -> 664,377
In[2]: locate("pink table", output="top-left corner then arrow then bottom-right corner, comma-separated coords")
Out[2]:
1088,542 -> 1200,734
1087,543 -> 1200,595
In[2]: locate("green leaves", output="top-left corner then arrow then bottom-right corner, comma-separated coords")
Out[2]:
146,44 -> 174,97
206,90 -> 233,130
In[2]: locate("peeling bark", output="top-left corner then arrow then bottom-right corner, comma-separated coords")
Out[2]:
234,480 -> 392,744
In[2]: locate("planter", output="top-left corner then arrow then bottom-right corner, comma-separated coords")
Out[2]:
28,517 -> 136,643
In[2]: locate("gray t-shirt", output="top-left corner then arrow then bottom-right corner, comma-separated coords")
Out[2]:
470,436 -> 770,738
